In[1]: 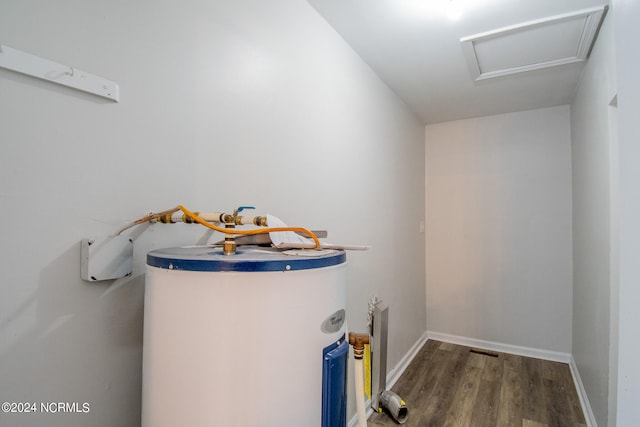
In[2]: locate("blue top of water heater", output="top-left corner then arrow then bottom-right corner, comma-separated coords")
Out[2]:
146,245 -> 346,272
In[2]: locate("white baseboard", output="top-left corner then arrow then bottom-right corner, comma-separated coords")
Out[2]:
386,331 -> 429,390
426,330 -> 571,363
569,355 -> 597,427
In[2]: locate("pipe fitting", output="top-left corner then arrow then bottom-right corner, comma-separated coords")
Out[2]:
348,332 -> 370,360
223,215 -> 237,255
221,213 -> 235,224
223,238 -> 236,255
181,211 -> 200,223
253,216 -> 268,227
158,213 -> 176,223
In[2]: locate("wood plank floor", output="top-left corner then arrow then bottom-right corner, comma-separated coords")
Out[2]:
368,340 -> 586,427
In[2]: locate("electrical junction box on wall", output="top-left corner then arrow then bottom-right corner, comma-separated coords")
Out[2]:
81,236 -> 133,282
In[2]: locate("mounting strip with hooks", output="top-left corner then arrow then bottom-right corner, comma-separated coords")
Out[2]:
0,43 -> 119,102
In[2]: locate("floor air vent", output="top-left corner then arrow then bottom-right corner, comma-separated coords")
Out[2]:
469,348 -> 500,358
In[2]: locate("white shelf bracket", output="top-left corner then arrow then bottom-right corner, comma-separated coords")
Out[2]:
0,43 -> 119,102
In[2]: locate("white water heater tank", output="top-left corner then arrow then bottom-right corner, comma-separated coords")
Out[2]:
142,246 -> 347,427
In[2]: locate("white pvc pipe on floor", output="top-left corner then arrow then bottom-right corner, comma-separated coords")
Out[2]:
354,357 -> 368,427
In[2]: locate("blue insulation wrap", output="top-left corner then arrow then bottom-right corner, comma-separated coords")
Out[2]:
322,336 -> 348,427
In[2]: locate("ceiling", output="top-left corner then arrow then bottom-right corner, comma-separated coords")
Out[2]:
307,0 -> 609,124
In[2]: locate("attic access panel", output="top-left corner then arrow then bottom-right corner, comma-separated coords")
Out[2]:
460,5 -> 607,82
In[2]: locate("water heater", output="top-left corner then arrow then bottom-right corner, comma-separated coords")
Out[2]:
142,246 -> 348,427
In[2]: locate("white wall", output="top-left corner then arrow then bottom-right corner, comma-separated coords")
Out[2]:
425,106 -> 573,353
0,1 -> 426,425
570,11 -> 616,427
612,0 -> 640,425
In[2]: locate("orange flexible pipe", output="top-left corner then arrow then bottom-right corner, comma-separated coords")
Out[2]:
176,205 -> 320,248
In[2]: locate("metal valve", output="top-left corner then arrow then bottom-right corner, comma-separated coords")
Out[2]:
223,206 -> 256,255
